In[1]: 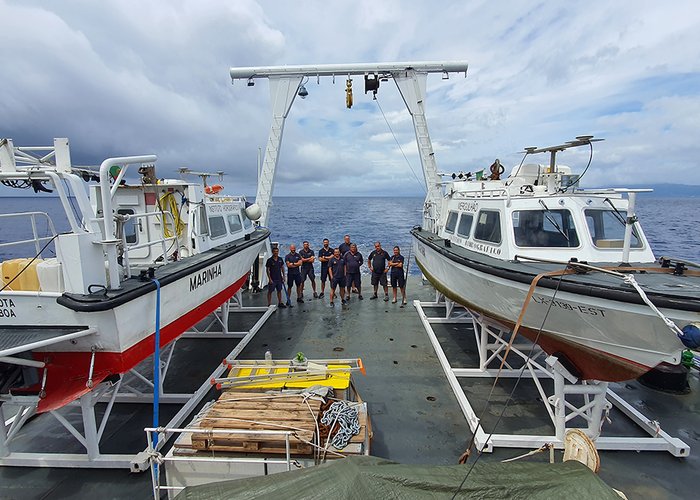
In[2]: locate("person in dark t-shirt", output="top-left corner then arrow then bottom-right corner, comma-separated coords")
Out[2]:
285,244 -> 303,304
368,241 -> 390,301
388,245 -> 407,306
317,238 -> 333,298
265,247 -> 286,308
328,248 -> 346,306
299,240 -> 317,299
338,234 -> 352,256
344,243 -> 364,300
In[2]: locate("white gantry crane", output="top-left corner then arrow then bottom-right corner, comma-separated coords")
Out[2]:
229,61 -> 469,288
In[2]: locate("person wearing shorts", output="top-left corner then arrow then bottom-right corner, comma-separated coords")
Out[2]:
368,241 -> 390,301
388,245 -> 407,305
299,240 -> 317,299
317,238 -> 333,298
344,243 -> 364,300
285,244 -> 303,304
328,248 -> 346,307
265,247 -> 286,308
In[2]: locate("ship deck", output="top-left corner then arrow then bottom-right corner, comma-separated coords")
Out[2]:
1,276 -> 698,499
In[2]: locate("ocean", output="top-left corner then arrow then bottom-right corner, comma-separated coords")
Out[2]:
1,196 -> 698,274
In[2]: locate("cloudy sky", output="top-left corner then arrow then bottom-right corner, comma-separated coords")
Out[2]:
1,0 -> 699,197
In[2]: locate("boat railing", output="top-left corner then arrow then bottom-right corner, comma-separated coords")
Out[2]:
119,210 -> 179,277
451,187 -> 514,205
0,212 -> 58,258
144,426 -> 296,500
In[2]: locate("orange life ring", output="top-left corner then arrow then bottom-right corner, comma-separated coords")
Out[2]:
205,184 -> 223,195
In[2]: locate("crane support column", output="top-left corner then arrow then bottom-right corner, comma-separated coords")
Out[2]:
393,70 -> 442,232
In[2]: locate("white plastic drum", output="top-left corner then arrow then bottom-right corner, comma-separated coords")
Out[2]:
37,258 -> 65,293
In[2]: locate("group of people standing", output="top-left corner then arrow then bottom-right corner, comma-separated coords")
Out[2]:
265,235 -> 408,309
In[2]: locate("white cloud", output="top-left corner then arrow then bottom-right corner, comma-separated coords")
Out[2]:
1,0 -> 699,198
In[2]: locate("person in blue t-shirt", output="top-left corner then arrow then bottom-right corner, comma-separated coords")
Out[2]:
388,245 -> 407,306
344,243 -> 364,300
338,234 -> 352,256
285,244 -> 303,304
328,247 -> 346,307
317,238 -> 334,299
265,247 -> 286,308
368,241 -> 391,301
299,240 -> 317,299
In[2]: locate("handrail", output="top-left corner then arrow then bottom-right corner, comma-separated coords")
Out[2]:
0,212 -> 57,256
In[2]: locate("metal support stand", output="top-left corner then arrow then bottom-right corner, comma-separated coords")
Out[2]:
414,293 -> 690,457
181,290 -> 274,339
0,299 -> 276,469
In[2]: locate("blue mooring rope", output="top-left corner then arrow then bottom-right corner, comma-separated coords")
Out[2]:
152,278 -> 161,447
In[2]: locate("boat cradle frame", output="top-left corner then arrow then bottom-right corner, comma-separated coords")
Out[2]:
0,291 -> 276,470
413,292 -> 690,457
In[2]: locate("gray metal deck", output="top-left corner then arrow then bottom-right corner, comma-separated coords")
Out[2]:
0,277 -> 698,499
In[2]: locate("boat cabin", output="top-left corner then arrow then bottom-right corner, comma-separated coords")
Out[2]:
437,163 -> 655,263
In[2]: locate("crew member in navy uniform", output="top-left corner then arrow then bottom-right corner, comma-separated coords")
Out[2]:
317,238 -> 334,299
339,235 -> 358,293
388,245 -> 407,306
368,241 -> 391,301
299,240 -> 318,299
265,246 -> 286,308
328,248 -> 347,307
344,243 -> 364,300
338,234 -> 352,256
285,244 -> 303,304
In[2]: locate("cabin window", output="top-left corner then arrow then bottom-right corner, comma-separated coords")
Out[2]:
241,209 -> 252,229
228,213 -> 243,233
474,210 -> 502,244
117,209 -> 138,244
445,211 -> 458,234
512,210 -> 579,247
208,216 -> 227,239
198,205 -> 209,235
457,213 -> 474,238
585,209 -> 642,248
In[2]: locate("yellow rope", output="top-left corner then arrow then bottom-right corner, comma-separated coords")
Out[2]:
159,192 -> 184,238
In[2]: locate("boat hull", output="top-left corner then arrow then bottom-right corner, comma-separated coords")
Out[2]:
1,234 -> 267,412
412,234 -> 689,382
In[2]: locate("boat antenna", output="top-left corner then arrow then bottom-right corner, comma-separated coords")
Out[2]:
560,140 -> 594,192
374,97 -> 426,194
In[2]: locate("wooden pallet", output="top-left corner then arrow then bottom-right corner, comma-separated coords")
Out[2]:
175,390 -> 370,457
187,392 -> 321,455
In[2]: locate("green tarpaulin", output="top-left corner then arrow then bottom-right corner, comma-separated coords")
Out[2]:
174,455 -> 621,499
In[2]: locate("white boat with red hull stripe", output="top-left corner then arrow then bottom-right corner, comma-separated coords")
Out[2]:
0,138 -> 269,412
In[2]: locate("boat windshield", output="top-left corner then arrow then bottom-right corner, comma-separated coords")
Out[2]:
585,209 -> 642,248
512,209 -> 579,248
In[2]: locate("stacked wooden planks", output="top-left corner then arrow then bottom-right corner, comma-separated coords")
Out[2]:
188,392 -> 321,454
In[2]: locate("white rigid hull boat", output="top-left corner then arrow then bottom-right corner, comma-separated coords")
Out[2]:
0,138 -> 269,412
412,137 -> 699,382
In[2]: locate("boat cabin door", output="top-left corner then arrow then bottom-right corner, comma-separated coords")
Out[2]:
116,194 -> 151,260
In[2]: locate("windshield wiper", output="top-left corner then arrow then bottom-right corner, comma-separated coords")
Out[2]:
538,200 -> 569,242
603,198 -> 626,226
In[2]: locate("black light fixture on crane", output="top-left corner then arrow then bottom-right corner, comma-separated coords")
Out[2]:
298,77 -> 309,99
364,74 -> 380,99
